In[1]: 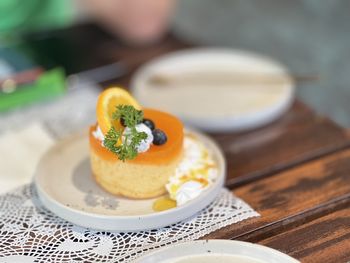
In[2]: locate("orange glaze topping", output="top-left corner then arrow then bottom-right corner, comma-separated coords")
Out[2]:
89,108 -> 184,165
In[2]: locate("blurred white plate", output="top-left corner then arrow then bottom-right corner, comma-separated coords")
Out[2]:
34,129 -> 225,232
136,240 -> 300,263
131,48 -> 294,132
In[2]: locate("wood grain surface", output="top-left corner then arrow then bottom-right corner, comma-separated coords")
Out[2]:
203,149 -> 350,243
259,205 -> 350,263
211,101 -> 350,188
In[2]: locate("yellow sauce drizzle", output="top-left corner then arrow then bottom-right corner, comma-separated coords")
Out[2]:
153,197 -> 177,212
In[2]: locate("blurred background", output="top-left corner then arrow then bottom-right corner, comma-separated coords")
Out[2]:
176,0 -> 350,127
0,0 -> 349,128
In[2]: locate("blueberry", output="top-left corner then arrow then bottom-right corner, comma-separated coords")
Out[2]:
143,118 -> 155,130
152,129 -> 167,145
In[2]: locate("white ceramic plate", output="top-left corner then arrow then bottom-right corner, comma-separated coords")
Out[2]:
136,240 -> 300,263
34,129 -> 225,232
131,48 -> 294,132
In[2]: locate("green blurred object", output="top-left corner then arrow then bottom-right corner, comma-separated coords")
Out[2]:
0,68 -> 66,112
0,0 -> 73,39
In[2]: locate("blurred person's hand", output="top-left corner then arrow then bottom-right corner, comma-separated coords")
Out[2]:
84,0 -> 175,46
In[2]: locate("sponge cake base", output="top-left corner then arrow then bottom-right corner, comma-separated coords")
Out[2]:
90,149 -> 182,199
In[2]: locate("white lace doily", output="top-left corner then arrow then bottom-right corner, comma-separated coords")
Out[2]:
0,184 -> 259,263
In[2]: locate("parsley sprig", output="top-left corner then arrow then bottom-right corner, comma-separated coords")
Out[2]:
112,105 -> 144,127
103,105 -> 147,161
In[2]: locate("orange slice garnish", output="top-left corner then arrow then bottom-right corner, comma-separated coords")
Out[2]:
96,87 -> 141,134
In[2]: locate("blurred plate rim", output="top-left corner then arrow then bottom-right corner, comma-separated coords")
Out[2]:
131,47 -> 295,132
135,239 -> 300,263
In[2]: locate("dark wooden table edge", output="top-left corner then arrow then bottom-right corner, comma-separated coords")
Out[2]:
226,140 -> 350,189
230,193 -> 350,242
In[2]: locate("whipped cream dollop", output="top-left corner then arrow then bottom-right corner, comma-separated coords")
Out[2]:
175,181 -> 203,206
123,123 -> 153,153
166,135 -> 218,206
92,126 -> 105,143
92,124 -> 153,153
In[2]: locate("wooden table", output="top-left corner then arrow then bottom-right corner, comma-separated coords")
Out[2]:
206,102 -> 350,262
100,33 -> 350,263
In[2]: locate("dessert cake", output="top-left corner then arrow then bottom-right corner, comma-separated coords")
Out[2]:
89,87 -> 218,208
89,88 -> 183,199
